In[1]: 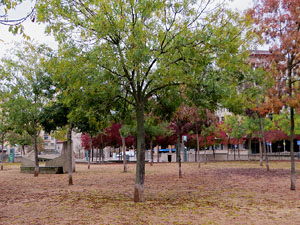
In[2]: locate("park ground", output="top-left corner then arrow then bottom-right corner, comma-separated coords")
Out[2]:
1,161 -> 300,225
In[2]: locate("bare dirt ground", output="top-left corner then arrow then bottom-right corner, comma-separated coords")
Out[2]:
1,161 -> 300,225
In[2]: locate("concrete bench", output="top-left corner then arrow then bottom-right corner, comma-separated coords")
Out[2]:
20,166 -> 64,174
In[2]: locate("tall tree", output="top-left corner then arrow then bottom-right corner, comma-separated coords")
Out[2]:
144,113 -> 168,166
223,115 -> 247,160
1,42 -> 53,176
250,0 -> 300,189
243,115 -> 260,160
6,132 -> 33,155
188,107 -> 217,167
37,0 -> 253,202
173,104 -> 195,178
0,108 -> 10,170
41,43 -> 114,183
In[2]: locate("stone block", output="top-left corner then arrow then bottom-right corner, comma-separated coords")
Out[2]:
20,166 -> 63,174
45,141 -> 75,173
21,156 -> 35,167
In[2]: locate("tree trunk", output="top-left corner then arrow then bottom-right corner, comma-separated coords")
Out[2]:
176,122 -> 182,178
88,137 -> 92,169
179,141 -> 183,178
150,139 -> 153,166
248,136 -> 252,161
121,135 -> 127,172
288,62 -> 296,190
290,107 -> 296,190
100,134 -> 104,162
67,125 -> 73,185
22,145 -> 25,155
259,139 -> 263,166
96,148 -> 99,162
33,121 -> 39,177
1,134 -> 4,170
88,150 -> 91,169
91,144 -> 94,162
196,126 -> 200,168
234,145 -> 236,161
134,103 -> 146,202
1,133 -> 5,170
227,137 -> 230,160
237,143 -> 240,159
259,115 -> 269,171
204,148 -> 207,164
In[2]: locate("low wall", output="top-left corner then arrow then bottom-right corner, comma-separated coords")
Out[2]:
149,150 -> 300,162
20,166 -> 64,174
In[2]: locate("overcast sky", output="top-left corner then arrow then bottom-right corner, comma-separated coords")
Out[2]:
0,0 -> 253,58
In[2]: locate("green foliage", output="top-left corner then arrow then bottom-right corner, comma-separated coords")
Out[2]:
119,124 -> 135,138
273,113 -> 300,136
243,116 -> 259,136
39,103 -> 69,133
37,0 -> 253,107
144,115 -> 169,140
51,127 -> 67,141
1,41 -> 54,137
223,115 -> 247,140
36,0 -> 258,200
41,43 -> 116,135
6,132 -> 33,147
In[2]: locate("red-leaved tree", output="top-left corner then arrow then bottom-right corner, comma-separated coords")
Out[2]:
249,0 -> 300,190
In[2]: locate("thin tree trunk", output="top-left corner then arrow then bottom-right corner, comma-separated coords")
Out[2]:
288,63 -> 296,190
134,103 -> 146,202
176,122 -> 182,178
150,139 -> 154,166
227,137 -> 230,160
67,125 -> 73,185
91,144 -> 94,162
204,148 -> 207,164
33,121 -> 39,177
259,139 -> 263,166
290,107 -> 296,190
1,134 -> 4,170
88,137 -> 92,169
238,143 -> 240,159
259,115 -> 269,171
248,136 -> 252,161
196,126 -> 200,168
234,145 -> 236,161
88,150 -> 91,169
157,147 -> 160,163
100,134 -> 104,162
179,141 -> 183,178
121,135 -> 127,172
97,148 -> 99,162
